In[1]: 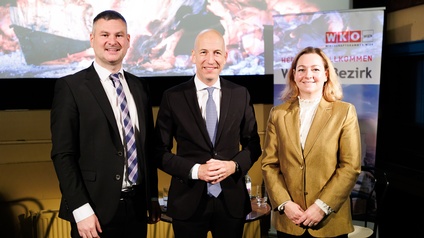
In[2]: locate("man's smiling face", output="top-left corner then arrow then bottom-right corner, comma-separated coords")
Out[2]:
90,18 -> 130,70
191,29 -> 228,85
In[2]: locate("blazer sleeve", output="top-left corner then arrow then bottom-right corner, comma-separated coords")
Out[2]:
319,103 -> 362,211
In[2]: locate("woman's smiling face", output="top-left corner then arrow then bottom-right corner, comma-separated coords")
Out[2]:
293,53 -> 328,99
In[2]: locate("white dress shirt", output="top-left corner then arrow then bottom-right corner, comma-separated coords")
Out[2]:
72,61 -> 140,222
190,76 -> 221,179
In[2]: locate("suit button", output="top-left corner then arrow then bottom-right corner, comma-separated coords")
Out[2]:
118,151 -> 123,156
115,175 -> 121,181
300,165 -> 304,170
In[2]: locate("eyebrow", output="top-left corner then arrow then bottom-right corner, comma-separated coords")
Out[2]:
297,64 -> 323,68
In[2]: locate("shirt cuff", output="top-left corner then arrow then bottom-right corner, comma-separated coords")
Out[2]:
73,203 -> 94,223
278,201 -> 289,211
315,199 -> 334,215
190,164 -> 201,179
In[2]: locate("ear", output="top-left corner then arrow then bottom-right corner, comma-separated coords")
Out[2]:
89,33 -> 94,48
191,50 -> 196,63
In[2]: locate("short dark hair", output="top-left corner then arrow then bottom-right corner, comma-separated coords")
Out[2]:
93,10 -> 127,25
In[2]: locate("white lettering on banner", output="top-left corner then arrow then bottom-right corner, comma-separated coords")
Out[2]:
325,30 -> 374,44
273,8 -> 384,86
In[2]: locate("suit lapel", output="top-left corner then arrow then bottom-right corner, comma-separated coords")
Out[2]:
124,72 -> 149,177
84,65 -> 121,144
303,99 -> 332,157
284,101 -> 303,160
183,79 -> 212,146
125,72 -> 146,142
216,81 -> 230,146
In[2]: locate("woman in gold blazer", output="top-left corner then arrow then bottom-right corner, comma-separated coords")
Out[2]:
262,47 -> 361,238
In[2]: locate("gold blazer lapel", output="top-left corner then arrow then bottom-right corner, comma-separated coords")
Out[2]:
284,101 -> 303,160
303,99 -> 332,157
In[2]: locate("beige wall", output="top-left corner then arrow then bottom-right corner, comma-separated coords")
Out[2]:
0,110 -> 60,212
386,4 -> 424,44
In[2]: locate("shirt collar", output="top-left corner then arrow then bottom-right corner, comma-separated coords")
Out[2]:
194,75 -> 221,92
298,96 -> 322,108
93,61 -> 124,82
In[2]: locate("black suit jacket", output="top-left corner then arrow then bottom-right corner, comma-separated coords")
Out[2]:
50,64 -> 158,224
155,77 -> 262,220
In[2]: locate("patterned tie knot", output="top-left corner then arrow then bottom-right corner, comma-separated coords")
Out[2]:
110,73 -> 121,87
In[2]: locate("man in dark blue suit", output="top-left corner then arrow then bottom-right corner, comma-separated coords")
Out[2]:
50,10 -> 160,238
155,29 -> 262,238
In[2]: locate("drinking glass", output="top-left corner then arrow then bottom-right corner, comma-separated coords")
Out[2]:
162,187 -> 169,208
255,184 -> 268,207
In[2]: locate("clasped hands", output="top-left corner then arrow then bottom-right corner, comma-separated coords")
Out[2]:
198,159 -> 236,183
283,201 -> 325,228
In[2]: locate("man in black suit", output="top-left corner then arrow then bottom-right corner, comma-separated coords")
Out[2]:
155,29 -> 262,238
50,10 -> 160,238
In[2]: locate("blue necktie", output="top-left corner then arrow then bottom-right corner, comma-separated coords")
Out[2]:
205,87 -> 221,197
206,87 -> 218,145
110,73 -> 139,184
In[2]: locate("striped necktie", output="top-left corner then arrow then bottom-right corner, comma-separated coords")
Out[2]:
110,73 -> 138,184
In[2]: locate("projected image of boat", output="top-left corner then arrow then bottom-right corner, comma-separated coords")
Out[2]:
7,1 -> 93,65
11,24 -> 90,65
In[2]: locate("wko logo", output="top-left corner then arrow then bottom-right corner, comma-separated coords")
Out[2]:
325,30 -> 374,43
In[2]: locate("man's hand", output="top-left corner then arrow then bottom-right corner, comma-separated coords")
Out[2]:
77,214 -> 102,238
197,159 -> 235,183
148,200 -> 162,224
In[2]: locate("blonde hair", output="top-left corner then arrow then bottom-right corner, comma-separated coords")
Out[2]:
280,46 -> 343,102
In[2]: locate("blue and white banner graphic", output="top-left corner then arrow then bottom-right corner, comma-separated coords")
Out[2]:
273,8 -> 385,167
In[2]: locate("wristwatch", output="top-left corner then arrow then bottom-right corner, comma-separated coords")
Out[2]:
234,161 -> 240,172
